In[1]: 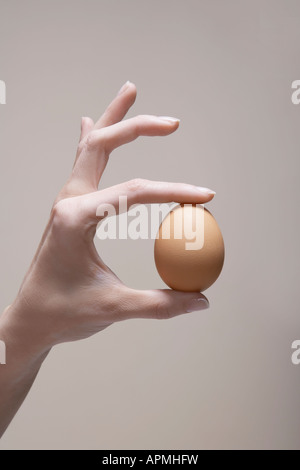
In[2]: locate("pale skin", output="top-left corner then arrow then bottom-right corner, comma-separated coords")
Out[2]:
0,82 -> 215,438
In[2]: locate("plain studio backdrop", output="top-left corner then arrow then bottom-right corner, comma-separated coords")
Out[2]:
0,0 -> 299,450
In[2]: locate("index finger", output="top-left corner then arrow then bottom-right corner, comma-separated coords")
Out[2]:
81,179 -> 216,222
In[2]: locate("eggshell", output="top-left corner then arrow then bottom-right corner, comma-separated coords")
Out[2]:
154,204 -> 224,292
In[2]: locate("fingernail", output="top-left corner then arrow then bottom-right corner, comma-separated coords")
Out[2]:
186,298 -> 210,313
197,187 -> 216,196
118,81 -> 131,95
158,116 -> 180,124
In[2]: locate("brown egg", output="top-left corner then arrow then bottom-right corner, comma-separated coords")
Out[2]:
154,204 -> 224,292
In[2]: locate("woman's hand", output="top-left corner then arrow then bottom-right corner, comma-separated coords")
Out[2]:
0,82 -> 216,437
1,82 -> 215,354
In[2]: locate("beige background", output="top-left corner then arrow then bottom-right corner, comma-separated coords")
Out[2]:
0,0 -> 300,450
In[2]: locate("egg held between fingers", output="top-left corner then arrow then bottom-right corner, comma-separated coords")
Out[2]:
154,204 -> 225,292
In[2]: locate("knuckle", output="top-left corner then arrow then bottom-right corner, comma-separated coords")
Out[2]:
155,302 -> 172,320
126,178 -> 148,193
51,199 -> 77,231
135,114 -> 144,124
132,115 -> 144,135
85,130 -> 100,152
77,139 -> 85,154
52,199 -> 68,220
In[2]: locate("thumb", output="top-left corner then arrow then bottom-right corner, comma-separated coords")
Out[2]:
120,288 -> 209,321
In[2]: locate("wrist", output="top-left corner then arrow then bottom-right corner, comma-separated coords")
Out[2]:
0,299 -> 51,438
0,299 -> 51,375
